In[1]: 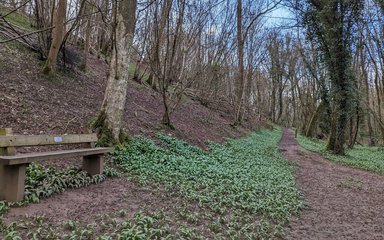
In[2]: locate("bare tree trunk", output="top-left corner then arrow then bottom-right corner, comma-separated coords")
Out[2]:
43,0 -> 67,75
34,0 -> 53,58
360,38 -> 376,146
235,0 -> 245,124
271,81 -> 276,122
159,0 -> 185,128
348,110 -> 359,149
362,53 -> 375,145
277,77 -> 284,122
80,0 -> 93,71
149,0 -> 172,91
305,102 -> 324,138
93,0 -> 137,145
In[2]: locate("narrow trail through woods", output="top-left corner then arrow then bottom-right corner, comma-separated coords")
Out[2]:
280,128 -> 384,240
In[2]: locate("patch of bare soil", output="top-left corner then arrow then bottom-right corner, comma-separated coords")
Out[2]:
5,177 -> 180,226
4,176 -> 219,239
280,128 -> 384,240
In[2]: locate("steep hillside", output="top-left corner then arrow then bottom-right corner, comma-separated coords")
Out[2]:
0,42 -> 253,148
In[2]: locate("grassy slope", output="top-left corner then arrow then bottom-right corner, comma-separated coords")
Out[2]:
297,135 -> 384,174
0,6 -> 34,31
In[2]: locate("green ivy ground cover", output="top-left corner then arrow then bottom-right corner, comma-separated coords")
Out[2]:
297,135 -> 384,173
1,128 -> 302,239
111,128 -> 302,238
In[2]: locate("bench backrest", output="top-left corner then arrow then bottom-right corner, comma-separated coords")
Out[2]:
0,128 -> 97,148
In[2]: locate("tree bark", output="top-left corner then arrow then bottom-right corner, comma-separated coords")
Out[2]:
43,0 -> 67,75
80,0 -> 93,71
305,0 -> 361,155
149,0 -> 172,91
235,0 -> 245,124
361,47 -> 375,145
305,102 -> 324,138
93,0 -> 137,145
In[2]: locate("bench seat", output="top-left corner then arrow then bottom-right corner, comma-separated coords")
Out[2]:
0,147 -> 112,165
0,128 -> 114,202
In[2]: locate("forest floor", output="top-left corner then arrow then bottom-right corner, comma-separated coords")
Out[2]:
280,128 -> 384,240
2,128 -> 301,239
4,129 -> 384,239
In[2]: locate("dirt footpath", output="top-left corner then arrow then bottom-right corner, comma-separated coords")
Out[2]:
280,128 -> 384,240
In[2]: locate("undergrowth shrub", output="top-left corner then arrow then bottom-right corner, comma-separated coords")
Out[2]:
24,163 -> 118,204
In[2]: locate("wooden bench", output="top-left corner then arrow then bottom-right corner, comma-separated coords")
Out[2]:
0,128 -> 112,202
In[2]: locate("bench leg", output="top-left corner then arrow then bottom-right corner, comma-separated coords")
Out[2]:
82,155 -> 104,176
0,164 -> 27,202
0,165 -> 5,200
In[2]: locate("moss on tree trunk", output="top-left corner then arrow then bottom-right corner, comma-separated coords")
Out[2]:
91,110 -> 129,147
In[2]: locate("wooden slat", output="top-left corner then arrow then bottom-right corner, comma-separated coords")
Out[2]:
0,128 -> 16,156
0,147 -> 112,165
0,134 -> 98,147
